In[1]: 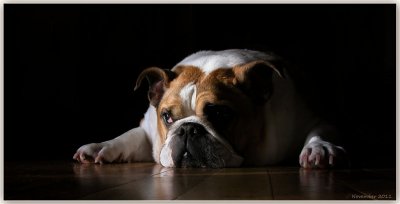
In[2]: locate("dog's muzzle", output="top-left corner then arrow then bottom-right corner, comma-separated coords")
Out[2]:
160,116 -> 243,168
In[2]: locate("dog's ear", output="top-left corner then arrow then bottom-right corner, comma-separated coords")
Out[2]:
135,67 -> 176,107
233,60 -> 284,105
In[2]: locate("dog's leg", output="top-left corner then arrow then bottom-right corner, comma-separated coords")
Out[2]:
73,106 -> 158,164
73,127 -> 153,164
299,122 -> 346,168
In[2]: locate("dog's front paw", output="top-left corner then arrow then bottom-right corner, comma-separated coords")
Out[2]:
299,136 -> 345,169
73,142 -> 122,164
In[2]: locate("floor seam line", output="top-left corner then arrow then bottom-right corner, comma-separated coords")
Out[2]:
267,169 -> 275,200
173,168 -> 223,200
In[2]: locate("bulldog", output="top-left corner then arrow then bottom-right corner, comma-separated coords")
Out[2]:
73,49 -> 346,168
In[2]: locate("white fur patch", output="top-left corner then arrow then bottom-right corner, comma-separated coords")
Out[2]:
173,49 -> 276,75
179,82 -> 197,113
140,105 -> 160,161
160,141 -> 175,167
140,105 -> 158,145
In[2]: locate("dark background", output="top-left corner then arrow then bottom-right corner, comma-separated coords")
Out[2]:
5,4 -> 396,168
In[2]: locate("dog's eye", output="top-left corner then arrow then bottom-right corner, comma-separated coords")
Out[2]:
204,103 -> 234,123
161,111 -> 174,125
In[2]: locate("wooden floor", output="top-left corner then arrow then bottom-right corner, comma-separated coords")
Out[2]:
4,161 -> 396,200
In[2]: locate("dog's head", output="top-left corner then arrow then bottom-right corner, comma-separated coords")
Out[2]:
135,50 -> 283,168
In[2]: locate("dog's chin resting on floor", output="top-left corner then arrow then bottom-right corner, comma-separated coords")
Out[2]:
73,49 -> 346,169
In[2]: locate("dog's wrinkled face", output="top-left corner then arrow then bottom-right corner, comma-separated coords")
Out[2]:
136,61 -> 281,168
158,66 -> 248,168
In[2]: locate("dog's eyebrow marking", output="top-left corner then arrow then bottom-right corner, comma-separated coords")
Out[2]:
179,82 -> 197,113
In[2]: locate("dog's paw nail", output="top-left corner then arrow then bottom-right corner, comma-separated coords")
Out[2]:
315,154 -> 321,166
329,155 -> 334,165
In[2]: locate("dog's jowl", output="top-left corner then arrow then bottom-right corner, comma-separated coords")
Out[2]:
73,49 -> 346,168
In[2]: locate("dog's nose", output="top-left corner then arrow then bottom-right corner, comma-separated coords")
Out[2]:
177,122 -> 206,138
173,122 -> 209,167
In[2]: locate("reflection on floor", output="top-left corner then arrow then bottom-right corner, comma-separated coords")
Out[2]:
4,161 -> 396,200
